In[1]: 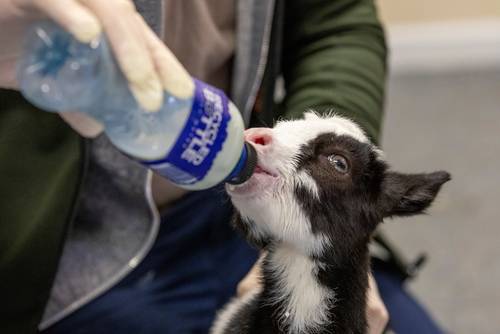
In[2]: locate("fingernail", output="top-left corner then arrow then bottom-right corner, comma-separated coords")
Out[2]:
72,18 -> 102,43
159,60 -> 195,99
163,75 -> 195,100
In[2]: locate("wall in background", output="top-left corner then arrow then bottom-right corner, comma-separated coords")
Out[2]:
376,0 -> 500,74
377,0 -> 500,24
374,2 -> 500,332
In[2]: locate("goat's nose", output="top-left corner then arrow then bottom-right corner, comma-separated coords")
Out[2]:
244,127 -> 273,148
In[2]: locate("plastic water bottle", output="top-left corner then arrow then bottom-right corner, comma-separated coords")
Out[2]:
17,21 -> 256,190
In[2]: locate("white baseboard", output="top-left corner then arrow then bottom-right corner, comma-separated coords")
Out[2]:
387,19 -> 500,74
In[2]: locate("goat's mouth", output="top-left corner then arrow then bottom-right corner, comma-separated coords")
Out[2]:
253,165 -> 277,177
226,163 -> 278,197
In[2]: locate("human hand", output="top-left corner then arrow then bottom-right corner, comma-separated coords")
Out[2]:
367,274 -> 389,334
0,0 -> 194,136
237,254 -> 264,297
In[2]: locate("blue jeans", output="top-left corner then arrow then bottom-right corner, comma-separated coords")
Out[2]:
44,187 -> 444,334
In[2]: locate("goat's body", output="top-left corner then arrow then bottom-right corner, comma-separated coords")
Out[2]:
211,244 -> 369,334
217,114 -> 450,334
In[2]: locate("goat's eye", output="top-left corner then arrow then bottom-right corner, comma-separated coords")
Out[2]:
328,155 -> 349,174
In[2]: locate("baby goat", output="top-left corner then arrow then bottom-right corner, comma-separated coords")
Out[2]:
211,113 -> 450,334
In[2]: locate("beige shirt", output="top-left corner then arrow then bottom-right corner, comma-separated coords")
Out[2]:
152,0 -> 236,208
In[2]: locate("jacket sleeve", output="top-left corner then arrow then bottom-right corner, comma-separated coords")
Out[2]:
281,0 -> 387,143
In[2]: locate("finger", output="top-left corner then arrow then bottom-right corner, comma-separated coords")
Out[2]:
237,280 -> 252,297
80,0 -> 163,111
135,13 -> 194,99
366,274 -> 389,334
237,274 -> 259,297
60,111 -> 104,138
33,0 -> 101,43
237,259 -> 263,297
367,304 -> 389,333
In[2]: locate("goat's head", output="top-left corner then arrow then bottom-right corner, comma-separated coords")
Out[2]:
227,112 -> 451,257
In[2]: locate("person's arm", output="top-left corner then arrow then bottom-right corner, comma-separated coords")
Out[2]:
277,1 -> 389,332
281,0 -> 387,143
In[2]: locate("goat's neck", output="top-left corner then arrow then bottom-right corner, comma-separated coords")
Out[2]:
260,242 -> 370,334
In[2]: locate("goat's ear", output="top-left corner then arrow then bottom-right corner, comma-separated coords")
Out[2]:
379,171 -> 451,218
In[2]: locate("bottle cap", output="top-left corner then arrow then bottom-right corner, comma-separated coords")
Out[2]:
226,142 -> 257,185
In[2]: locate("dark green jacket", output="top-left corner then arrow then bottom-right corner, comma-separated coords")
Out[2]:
0,0 -> 386,332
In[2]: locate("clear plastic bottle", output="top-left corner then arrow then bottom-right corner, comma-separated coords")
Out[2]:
18,21 -> 256,189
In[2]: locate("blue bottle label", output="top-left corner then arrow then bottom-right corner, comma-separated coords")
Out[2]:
143,79 -> 231,185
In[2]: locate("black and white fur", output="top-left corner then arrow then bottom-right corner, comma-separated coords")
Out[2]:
211,112 -> 450,334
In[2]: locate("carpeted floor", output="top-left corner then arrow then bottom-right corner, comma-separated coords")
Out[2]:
380,68 -> 500,334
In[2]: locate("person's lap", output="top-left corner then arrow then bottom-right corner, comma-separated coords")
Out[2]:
44,187 -> 443,334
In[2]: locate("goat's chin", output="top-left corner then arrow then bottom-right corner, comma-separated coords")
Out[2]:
225,172 -> 278,199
